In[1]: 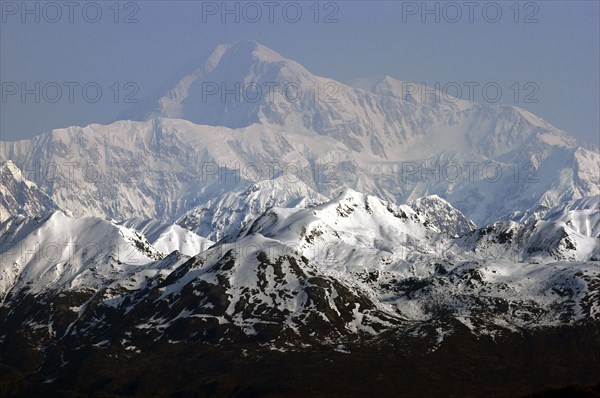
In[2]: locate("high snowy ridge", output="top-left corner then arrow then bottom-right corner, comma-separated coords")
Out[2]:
1,41 -> 597,226
0,116 -> 596,226
242,188 -> 442,270
121,40 -> 579,160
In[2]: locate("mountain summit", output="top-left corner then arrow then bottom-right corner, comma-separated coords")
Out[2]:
121,40 -> 310,128
121,42 -> 581,161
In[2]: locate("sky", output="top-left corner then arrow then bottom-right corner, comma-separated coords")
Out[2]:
1,0 -> 598,145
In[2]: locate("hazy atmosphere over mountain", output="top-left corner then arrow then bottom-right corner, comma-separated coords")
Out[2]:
1,2 -> 599,397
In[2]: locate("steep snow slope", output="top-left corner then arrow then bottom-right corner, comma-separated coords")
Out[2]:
0,211 -> 164,301
408,194 -> 477,237
119,218 -> 214,256
0,161 -> 58,222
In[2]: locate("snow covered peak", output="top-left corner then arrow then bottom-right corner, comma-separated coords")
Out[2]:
116,42 -> 589,163
456,197 -> 600,262
203,40 -> 307,75
177,176 -> 327,242
0,160 -> 59,223
0,211 -> 166,300
120,41 -> 311,125
351,75 -> 473,111
1,160 -> 35,188
119,218 -> 214,256
409,195 -> 477,237
241,189 -> 444,273
334,187 -> 369,202
215,40 -> 288,63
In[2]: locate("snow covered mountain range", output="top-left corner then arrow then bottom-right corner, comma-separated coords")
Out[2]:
1,188 -> 597,344
0,41 -> 598,396
0,41 -> 597,226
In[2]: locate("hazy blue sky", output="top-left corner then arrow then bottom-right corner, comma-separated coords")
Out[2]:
1,1 -> 598,145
